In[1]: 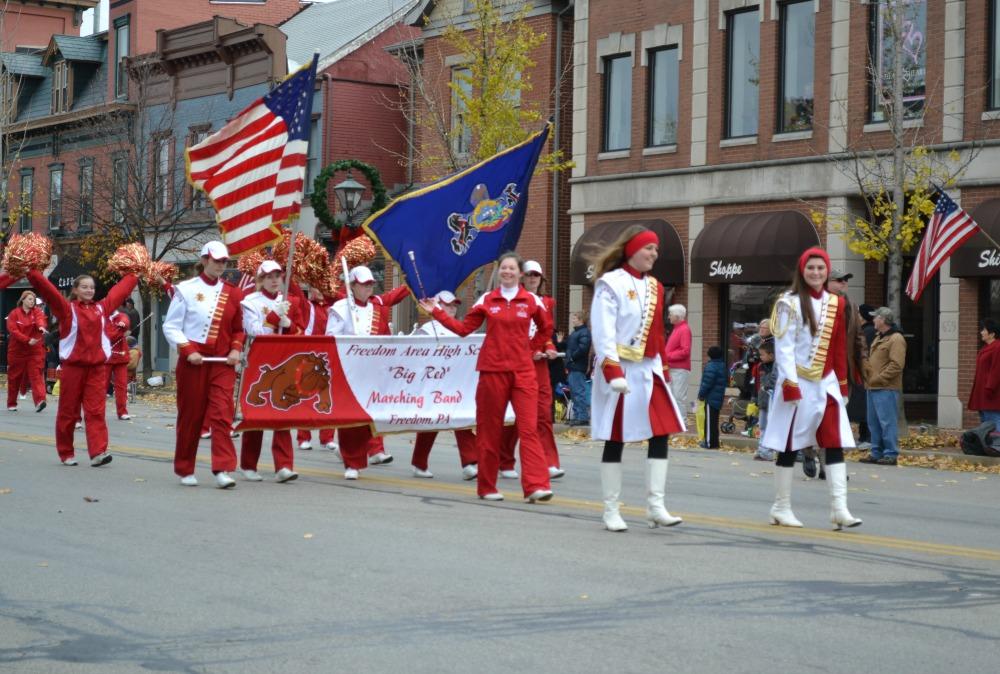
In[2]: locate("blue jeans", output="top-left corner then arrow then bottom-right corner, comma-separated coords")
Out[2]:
567,371 -> 590,422
867,389 -> 899,459
979,410 -> 1000,424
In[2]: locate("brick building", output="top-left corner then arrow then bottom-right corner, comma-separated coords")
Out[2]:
570,0 -> 1000,428
397,0 -> 575,325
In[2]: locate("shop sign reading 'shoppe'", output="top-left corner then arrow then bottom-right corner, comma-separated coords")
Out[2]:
979,249 -> 1000,269
708,260 -> 744,280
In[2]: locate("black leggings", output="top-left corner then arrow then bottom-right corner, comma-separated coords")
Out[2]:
775,447 -> 844,467
602,435 -> 669,463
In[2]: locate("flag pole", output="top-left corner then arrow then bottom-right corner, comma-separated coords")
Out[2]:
341,256 -> 357,332
279,220 -> 298,335
408,250 -> 439,342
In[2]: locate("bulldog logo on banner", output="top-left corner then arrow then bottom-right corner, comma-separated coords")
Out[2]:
245,352 -> 333,413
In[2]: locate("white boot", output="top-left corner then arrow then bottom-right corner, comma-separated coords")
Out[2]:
769,466 -> 803,527
646,459 -> 682,527
828,462 -> 862,530
599,463 -> 628,532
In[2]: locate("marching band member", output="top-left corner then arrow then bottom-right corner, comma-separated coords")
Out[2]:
419,252 -> 554,503
762,247 -> 862,530
238,260 -> 301,484
590,226 -> 686,532
6,290 -> 47,412
498,260 -> 563,479
162,241 -> 244,488
105,310 -> 132,420
410,290 -> 478,480
326,266 -> 408,478
296,285 -> 338,453
28,267 -> 139,467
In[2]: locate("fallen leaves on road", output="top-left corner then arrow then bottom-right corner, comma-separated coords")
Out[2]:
0,488 -> 12,495
303,533 -> 314,540
38,562 -> 48,568
134,478 -> 146,483
83,496 -> 99,503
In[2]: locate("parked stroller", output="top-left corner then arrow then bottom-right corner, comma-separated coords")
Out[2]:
554,382 -> 573,422
720,397 -> 758,435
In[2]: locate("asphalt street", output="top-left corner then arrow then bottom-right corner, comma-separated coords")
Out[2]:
2,396 -> 999,674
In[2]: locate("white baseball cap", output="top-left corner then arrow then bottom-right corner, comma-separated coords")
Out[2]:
523,260 -> 543,275
256,260 -> 282,276
435,290 -> 461,305
349,266 -> 375,284
200,241 -> 229,260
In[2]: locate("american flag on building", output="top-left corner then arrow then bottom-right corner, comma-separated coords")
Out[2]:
906,188 -> 980,301
186,55 -> 318,256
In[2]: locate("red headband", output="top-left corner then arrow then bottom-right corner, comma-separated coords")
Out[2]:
798,247 -> 830,275
624,230 -> 659,259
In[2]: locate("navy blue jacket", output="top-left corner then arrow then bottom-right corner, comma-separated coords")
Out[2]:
565,325 -> 592,373
698,357 -> 727,410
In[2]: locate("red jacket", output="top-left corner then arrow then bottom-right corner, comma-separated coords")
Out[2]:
6,306 -> 46,357
665,319 -> 692,370
969,339 -> 1000,411
28,269 -> 138,367
433,286 -> 552,373
106,311 -> 132,365
0,272 -> 14,290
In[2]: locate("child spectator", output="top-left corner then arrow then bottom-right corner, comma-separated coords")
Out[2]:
698,345 -> 727,449
753,341 -> 776,461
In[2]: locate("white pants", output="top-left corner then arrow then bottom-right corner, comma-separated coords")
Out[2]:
670,368 -> 690,413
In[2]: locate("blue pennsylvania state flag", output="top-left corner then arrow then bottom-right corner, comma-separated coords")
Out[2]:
363,124 -> 550,298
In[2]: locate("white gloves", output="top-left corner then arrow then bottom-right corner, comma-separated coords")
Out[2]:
274,295 -> 290,317
610,377 -> 629,394
279,315 -> 292,328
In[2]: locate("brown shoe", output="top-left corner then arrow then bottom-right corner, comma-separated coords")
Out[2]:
858,455 -> 879,464
877,456 -> 898,466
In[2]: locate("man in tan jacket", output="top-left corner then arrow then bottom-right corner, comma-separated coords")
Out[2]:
860,307 -> 907,466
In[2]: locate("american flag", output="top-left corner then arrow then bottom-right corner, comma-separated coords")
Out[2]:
186,55 -> 318,256
906,188 -> 980,301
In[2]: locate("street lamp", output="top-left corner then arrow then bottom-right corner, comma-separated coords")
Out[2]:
333,170 -> 365,226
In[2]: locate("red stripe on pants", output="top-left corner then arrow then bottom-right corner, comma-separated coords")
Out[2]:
173,359 -> 238,476
56,363 -> 109,460
106,363 -> 129,417
240,429 -> 294,471
7,351 -> 45,406
498,360 -> 561,470
475,370 -> 550,498
296,428 -> 335,445
412,429 -> 478,471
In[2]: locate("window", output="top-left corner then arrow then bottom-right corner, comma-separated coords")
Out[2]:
304,116 -> 321,197
1,72 -> 18,123
451,67 -> 472,157
647,47 -> 679,147
19,169 -> 33,232
154,136 -> 171,214
991,0 -> 1000,110
114,15 -> 130,99
778,1 -> 815,132
602,54 -> 632,151
869,0 -> 926,123
726,9 -> 759,138
188,127 -> 211,210
113,155 -> 127,224
78,158 -> 93,230
48,165 -> 63,231
51,61 -> 71,113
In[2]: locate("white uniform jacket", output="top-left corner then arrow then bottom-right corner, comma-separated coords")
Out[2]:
327,298 -> 374,336
162,276 -> 228,349
241,291 -> 283,338
761,290 -> 855,452
590,268 -> 685,442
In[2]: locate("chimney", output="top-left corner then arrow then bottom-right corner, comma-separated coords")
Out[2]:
93,1 -> 102,35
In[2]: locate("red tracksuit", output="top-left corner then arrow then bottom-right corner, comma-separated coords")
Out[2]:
411,429 -> 478,471
28,270 -> 139,462
433,287 -> 553,497
162,274 -> 245,477
335,285 -> 411,470
239,290 -> 303,473
499,294 -> 560,471
6,305 -> 47,407
0,273 -> 14,289
294,292 -> 336,447
105,311 -> 131,418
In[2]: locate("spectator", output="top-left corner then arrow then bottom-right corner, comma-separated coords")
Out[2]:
753,340 -> 776,461
855,303 -> 877,448
698,345 -> 727,449
122,298 -> 141,339
968,317 -> 1000,424
564,311 -> 591,426
665,304 -> 692,413
860,307 -> 906,466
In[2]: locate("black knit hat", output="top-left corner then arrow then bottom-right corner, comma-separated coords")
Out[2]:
859,304 -> 875,322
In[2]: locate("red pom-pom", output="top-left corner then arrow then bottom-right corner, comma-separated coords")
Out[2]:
272,230 -> 330,288
2,233 -> 53,278
237,249 -> 266,278
107,243 -> 151,277
144,260 -> 178,288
